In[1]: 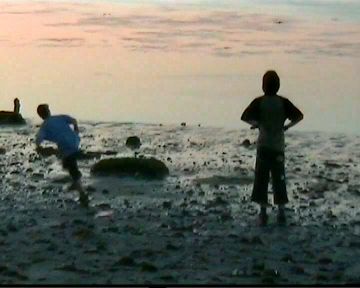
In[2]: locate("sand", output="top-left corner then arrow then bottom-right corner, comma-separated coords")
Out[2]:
0,121 -> 359,285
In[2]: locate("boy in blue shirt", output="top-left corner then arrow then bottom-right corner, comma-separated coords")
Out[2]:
35,104 -> 89,207
241,70 -> 303,225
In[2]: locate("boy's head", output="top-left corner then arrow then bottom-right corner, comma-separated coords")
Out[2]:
37,104 -> 51,119
262,70 -> 280,95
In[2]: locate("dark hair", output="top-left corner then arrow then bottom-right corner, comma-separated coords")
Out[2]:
37,104 -> 50,119
262,70 -> 280,95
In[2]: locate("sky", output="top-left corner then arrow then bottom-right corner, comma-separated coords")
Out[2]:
0,0 -> 359,134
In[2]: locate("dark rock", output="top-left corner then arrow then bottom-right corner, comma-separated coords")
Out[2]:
318,257 -> 333,265
7,223 -> 18,232
253,262 -> 265,270
91,157 -> 169,180
324,161 -> 342,168
86,186 -> 96,192
115,256 -> 136,266
291,265 -> 305,274
125,136 -> 141,150
162,201 -> 172,209
281,254 -> 294,263
250,236 -> 264,245
166,243 -> 179,250
241,139 -> 251,147
160,274 -> 175,281
140,262 -> 158,272
0,148 -> 6,154
181,122 -> 186,127
102,189 -> 109,194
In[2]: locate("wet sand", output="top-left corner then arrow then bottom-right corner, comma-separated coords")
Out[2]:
0,122 -> 359,284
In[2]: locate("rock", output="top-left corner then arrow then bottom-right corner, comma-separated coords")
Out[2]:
140,262 -> 158,272
115,256 -> 136,266
37,146 -> 58,157
0,148 -> 6,154
162,201 -> 172,209
324,160 -> 342,168
281,254 -> 294,263
86,186 -> 96,192
166,243 -> 179,250
73,228 -> 93,240
181,122 -> 186,127
318,256 -> 333,265
91,157 -> 169,180
291,265 -> 305,274
241,139 -> 251,148
125,136 -> 141,150
7,223 -> 18,232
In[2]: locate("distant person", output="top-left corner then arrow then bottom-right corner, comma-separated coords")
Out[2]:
241,70 -> 303,225
14,98 -> 20,114
35,104 -> 89,207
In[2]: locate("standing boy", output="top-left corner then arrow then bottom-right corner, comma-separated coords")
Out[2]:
35,104 -> 89,207
241,70 -> 303,225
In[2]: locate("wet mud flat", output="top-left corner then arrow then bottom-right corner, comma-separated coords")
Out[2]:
0,122 -> 359,284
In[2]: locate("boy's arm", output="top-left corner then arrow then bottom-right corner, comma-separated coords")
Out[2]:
241,98 -> 260,128
71,118 -> 79,134
35,128 -> 45,151
63,115 -> 79,134
283,98 -> 303,131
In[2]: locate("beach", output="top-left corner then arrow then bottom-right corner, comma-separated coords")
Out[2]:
0,122 -> 359,284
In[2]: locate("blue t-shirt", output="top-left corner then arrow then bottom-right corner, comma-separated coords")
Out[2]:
36,115 -> 80,157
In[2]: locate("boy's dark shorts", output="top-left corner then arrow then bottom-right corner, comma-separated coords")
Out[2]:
251,146 -> 288,205
62,151 -> 82,182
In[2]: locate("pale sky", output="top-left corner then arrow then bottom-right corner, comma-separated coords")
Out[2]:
0,0 -> 359,133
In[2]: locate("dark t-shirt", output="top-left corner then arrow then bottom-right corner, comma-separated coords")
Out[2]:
241,95 -> 303,151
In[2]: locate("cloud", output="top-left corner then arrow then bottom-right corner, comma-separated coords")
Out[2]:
37,4 -> 360,58
37,37 -> 85,48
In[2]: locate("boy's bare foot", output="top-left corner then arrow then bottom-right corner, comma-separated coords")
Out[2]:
258,213 -> 268,226
68,181 -> 81,191
277,210 -> 286,225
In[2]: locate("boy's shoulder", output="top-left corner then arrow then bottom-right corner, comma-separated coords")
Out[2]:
51,114 -> 73,121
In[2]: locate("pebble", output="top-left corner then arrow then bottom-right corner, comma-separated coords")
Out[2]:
115,256 -> 136,266
140,262 -> 158,272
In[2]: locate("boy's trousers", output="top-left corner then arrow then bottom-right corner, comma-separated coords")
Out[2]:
251,146 -> 289,205
62,152 -> 82,182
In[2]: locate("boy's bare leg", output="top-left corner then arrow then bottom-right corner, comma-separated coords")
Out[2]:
277,204 -> 286,224
258,204 -> 268,226
74,180 -> 89,207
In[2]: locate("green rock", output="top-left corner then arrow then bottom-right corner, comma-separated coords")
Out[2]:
91,157 -> 169,180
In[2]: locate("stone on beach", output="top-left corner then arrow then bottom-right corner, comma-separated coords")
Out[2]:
125,136 -> 141,150
241,139 -> 251,147
91,157 -> 169,179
